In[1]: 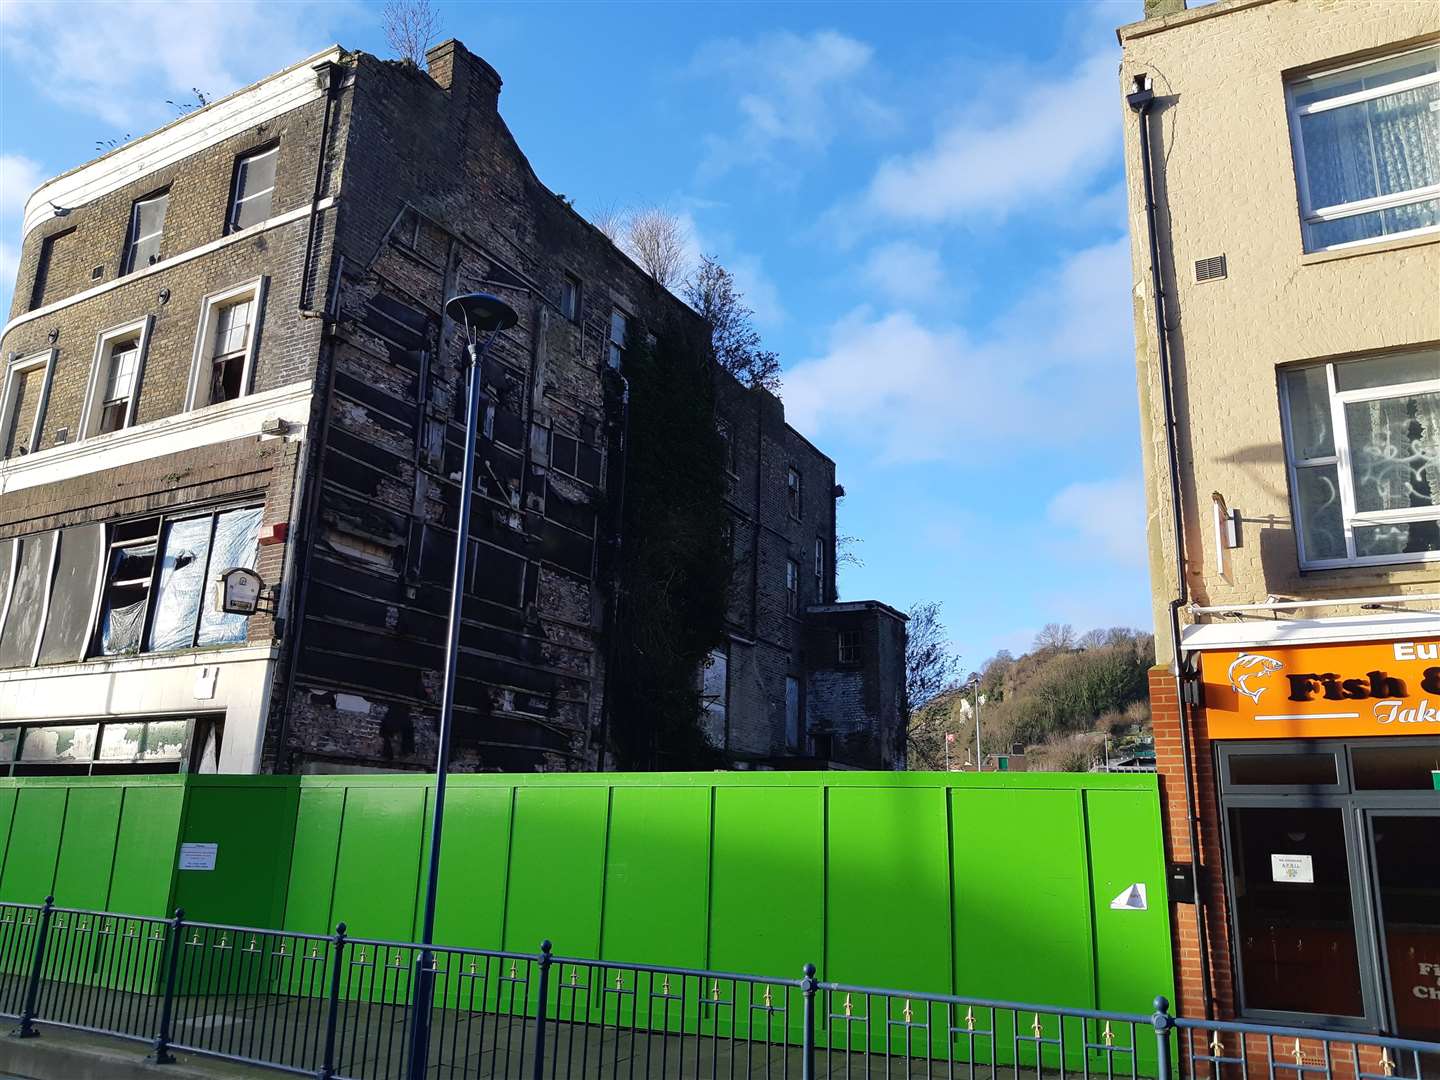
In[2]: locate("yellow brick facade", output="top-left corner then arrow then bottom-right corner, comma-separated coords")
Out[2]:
1119,0 -> 1440,664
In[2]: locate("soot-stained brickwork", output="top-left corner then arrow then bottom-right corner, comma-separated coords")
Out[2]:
0,39 -> 906,775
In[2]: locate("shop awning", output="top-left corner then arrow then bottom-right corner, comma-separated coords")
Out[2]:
1181,611 -> 1440,652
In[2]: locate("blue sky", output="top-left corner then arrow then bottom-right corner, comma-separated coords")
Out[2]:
0,0 -> 1153,672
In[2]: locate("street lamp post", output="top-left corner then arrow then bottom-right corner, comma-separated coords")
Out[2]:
407,292 -> 518,1080
973,683 -> 985,772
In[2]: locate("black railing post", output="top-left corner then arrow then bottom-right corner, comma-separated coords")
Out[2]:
407,948 -> 435,1080
152,908 -> 186,1065
1151,995 -> 1173,1080
14,896 -> 55,1039
318,923 -> 347,1080
801,963 -> 817,1080
531,940 -> 553,1080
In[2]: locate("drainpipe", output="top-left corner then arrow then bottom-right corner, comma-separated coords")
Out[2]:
1128,73 -> 1214,1021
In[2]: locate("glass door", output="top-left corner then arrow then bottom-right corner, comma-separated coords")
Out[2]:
1366,810 -> 1440,1043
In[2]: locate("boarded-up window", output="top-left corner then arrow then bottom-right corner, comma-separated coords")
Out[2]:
0,534 -> 55,669
37,525 -> 103,665
30,227 -> 75,311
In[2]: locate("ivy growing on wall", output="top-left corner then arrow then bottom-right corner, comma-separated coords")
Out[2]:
602,315 -> 732,770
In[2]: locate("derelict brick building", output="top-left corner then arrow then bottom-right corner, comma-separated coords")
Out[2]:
0,41 -> 906,776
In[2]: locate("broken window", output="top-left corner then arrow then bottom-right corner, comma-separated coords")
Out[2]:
786,558 -> 799,614
98,518 -> 160,656
787,466 -> 802,518
228,144 -> 278,232
560,274 -> 581,321
716,416 -> 734,475
551,431 -> 579,477
608,309 -> 628,369
814,536 -> 825,602
122,189 -> 169,274
0,534 -> 54,669
838,629 -> 862,665
36,525 -> 103,666
209,297 -> 254,404
699,647 -> 728,748
0,715 -> 213,777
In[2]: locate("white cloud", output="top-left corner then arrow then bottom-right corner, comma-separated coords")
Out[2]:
1046,476 -> 1146,566
782,237 -> 1132,463
690,29 -> 895,178
860,241 -> 946,304
0,155 -> 45,220
0,0 -> 357,128
857,46 -> 1119,227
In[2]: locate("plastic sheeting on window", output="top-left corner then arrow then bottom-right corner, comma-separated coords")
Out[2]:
37,524 -> 103,666
196,507 -> 261,647
100,539 -> 156,655
146,516 -> 214,652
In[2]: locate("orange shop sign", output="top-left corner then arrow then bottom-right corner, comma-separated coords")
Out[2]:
1200,639 -> 1440,739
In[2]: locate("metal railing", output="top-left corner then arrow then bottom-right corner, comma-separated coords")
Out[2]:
3,897 -> 1437,1079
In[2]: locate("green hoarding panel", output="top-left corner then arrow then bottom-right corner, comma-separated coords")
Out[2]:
827,785 -> 952,993
1084,787 -> 1174,1015
174,781 -> 299,930
432,783 -> 513,950
53,786 -> 123,910
504,785 -> 608,956
285,786 -> 345,933
331,784 -> 425,940
0,786 -> 66,903
709,784 -> 822,978
601,785 -> 710,968
108,784 -> 184,916
0,787 -> 17,884
950,787 -> 1093,1005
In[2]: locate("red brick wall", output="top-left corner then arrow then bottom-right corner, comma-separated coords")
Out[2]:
1149,664 -> 1237,1021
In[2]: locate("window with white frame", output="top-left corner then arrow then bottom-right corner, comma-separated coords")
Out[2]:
1281,347 -> 1440,568
0,351 -> 55,460
188,279 -> 267,410
608,309 -> 628,369
1287,45 -> 1439,252
228,145 -> 278,233
83,318 -> 153,438
122,189 -> 169,274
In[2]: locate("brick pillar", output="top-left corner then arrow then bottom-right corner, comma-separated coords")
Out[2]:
1149,664 -> 1236,1022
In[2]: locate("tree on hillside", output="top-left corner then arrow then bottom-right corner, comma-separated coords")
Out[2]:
683,255 -> 783,394
383,0 -> 442,64
903,602 -> 965,769
1034,623 -> 1078,651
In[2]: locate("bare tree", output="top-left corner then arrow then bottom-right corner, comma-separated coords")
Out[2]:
683,255 -> 782,393
383,0 -> 443,65
1033,622 -> 1078,651
589,203 -> 626,244
625,207 -> 690,288
905,601 -> 962,718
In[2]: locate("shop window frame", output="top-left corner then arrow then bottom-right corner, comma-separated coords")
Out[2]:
1216,737 -> 1440,1034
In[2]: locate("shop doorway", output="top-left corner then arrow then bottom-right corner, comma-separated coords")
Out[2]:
1218,738 -> 1439,1039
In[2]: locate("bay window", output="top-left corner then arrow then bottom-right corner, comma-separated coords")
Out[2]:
1287,45 -> 1439,252
1281,347 -> 1440,567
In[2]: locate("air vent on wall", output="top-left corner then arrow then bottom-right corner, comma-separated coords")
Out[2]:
90,264 -> 104,281
1194,254 -> 1227,283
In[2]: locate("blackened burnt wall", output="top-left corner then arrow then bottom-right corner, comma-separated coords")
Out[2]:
274,43 -> 713,772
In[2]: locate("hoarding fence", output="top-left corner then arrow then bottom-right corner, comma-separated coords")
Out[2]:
3,897 -> 1437,1080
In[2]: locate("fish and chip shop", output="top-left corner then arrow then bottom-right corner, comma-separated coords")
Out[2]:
1176,623 -> 1440,1042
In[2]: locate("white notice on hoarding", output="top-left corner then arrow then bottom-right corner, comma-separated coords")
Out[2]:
178,843 -> 218,871
1270,853 -> 1313,883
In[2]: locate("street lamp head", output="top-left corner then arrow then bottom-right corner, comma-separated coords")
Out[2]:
445,292 -> 519,343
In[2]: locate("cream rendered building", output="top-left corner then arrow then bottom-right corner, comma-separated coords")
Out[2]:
1120,0 -> 1439,1047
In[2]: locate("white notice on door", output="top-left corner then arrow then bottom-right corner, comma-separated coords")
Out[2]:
178,842 -> 218,871
1270,853 -> 1313,883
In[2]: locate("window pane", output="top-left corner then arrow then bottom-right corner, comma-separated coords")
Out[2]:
1335,349 -> 1440,392
1344,392 -> 1440,512
0,727 -> 16,762
147,516 -> 214,652
1228,805 -> 1366,1018
214,300 -> 252,357
232,147 -> 277,230
1283,365 -> 1334,458
1353,520 -> 1440,558
196,507 -> 262,646
1306,197 -> 1440,250
1299,83 -> 1439,210
105,343 -> 139,401
1295,464 -> 1346,560
20,724 -> 96,763
142,719 -> 190,760
98,722 -> 146,762
1293,49 -> 1439,108
0,534 -> 51,669
1227,752 -> 1338,786
126,192 -> 168,271
1369,814 -> 1440,1043
610,311 -> 626,346
1352,745 -> 1440,790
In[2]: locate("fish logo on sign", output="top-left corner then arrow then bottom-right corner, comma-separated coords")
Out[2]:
1228,653 -> 1283,703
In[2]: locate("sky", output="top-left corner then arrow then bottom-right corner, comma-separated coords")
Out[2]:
0,0 -> 1155,673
